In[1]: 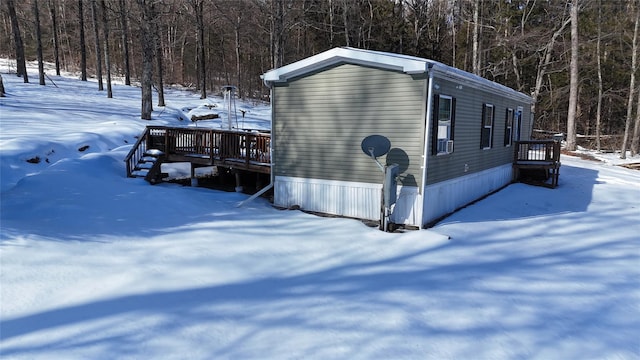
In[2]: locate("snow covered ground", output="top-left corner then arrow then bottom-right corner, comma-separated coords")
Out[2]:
1,64 -> 639,359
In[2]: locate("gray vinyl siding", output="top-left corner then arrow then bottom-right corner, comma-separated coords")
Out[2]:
273,63 -> 426,186
426,76 -> 532,185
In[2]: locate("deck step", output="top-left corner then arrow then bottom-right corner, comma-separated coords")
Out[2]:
140,156 -> 158,163
136,162 -> 155,170
132,169 -> 149,177
144,149 -> 164,157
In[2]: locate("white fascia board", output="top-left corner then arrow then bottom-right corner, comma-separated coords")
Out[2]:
430,63 -> 533,104
262,47 -> 428,84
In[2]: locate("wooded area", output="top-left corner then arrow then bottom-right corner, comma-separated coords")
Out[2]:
1,0 -> 639,155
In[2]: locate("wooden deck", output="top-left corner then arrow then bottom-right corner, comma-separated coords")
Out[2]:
513,140 -> 561,188
125,126 -> 270,182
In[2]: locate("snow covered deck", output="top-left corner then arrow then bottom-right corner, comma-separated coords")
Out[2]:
125,126 -> 271,181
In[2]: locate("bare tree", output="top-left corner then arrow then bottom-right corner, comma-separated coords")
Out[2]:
0,74 -> 5,96
189,0 -> 206,99
595,0 -> 603,152
271,0 -> 285,69
49,0 -> 61,76
341,0 -> 350,46
34,0 -> 46,86
119,0 -> 131,86
622,2 -> 639,159
471,0 -> 480,75
136,0 -> 155,120
7,0 -> 28,83
632,84 -> 640,156
213,1 -> 253,94
531,13 -> 571,120
91,0 -> 104,90
566,0 -> 579,151
100,0 -> 112,98
79,0 -> 87,81
152,3 -> 165,107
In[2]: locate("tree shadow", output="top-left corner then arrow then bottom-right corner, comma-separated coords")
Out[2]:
1,232 -> 636,359
0,153 -> 279,242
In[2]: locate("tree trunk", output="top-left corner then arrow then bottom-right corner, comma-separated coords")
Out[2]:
235,18 -> 241,92
328,0 -> 334,47
632,85 -> 640,156
79,0 -> 87,81
565,0 -> 579,151
622,3 -> 639,159
596,0 -> 603,152
342,0 -> 350,46
91,0 -> 104,91
34,0 -> 46,86
119,0 -> 131,86
193,0 -> 206,99
472,0 -> 480,75
137,0 -> 154,120
153,4 -> 165,107
6,0 -> 28,83
100,0 -> 112,98
49,0 -> 61,76
271,0 -> 284,69
531,17 -> 571,123
0,74 -> 5,97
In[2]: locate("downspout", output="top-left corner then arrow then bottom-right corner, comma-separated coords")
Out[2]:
237,77 -> 275,207
419,64 -> 435,227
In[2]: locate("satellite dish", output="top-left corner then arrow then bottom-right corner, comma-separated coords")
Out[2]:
361,135 -> 391,158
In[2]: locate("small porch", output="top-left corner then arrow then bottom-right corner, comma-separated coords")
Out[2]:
513,140 -> 561,188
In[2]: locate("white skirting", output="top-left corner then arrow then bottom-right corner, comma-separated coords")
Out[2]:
422,163 -> 512,226
389,186 -> 422,227
275,164 -> 511,228
274,176 -> 382,220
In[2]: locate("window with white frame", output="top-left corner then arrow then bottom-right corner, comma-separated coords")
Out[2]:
481,103 -> 494,149
504,108 -> 514,147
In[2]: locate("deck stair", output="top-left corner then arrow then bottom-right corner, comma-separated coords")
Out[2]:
131,149 -> 167,184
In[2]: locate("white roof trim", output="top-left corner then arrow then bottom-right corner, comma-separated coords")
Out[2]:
262,47 -> 428,83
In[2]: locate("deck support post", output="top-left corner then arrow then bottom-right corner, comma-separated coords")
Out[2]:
233,169 -> 243,192
190,163 -> 198,187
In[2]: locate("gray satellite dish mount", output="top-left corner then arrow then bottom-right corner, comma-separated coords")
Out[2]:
360,135 -> 399,232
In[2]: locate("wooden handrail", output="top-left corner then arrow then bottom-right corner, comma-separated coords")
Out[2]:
124,127 -> 151,177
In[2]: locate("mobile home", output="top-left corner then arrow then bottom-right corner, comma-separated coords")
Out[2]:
261,47 -> 533,228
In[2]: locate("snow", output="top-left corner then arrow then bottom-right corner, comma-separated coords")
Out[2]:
1,62 -> 640,359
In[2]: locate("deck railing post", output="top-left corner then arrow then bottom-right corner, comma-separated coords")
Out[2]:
246,134 -> 252,167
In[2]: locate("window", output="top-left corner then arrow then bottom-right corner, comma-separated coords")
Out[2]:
481,103 -> 494,149
504,108 -> 514,147
432,95 -> 456,155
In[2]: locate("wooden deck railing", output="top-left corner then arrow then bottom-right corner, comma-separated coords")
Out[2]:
125,127 -> 152,177
125,126 -> 271,177
513,140 -> 561,188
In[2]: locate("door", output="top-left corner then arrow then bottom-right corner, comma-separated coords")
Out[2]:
514,106 -> 523,141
